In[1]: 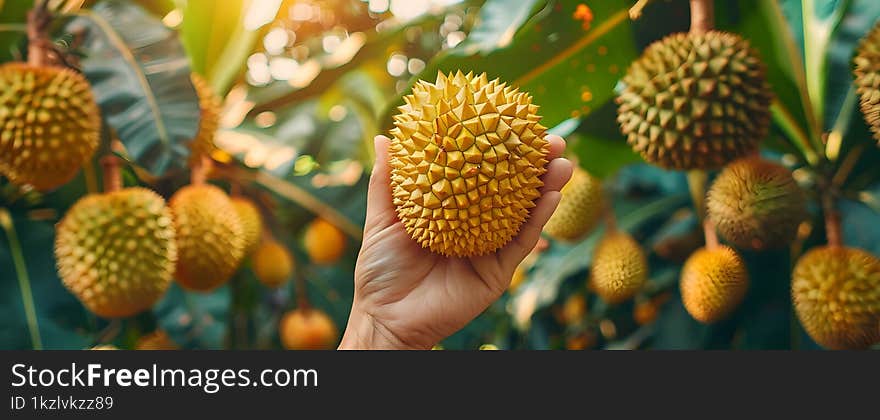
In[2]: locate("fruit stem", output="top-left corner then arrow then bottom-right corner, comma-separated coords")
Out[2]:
821,193 -> 843,247
26,1 -> 53,67
190,155 -> 211,186
100,155 -> 122,193
686,170 -> 708,222
628,0 -> 653,20
294,271 -> 311,311
703,217 -> 720,250
603,200 -> 618,233
0,208 -> 43,350
689,0 -> 714,34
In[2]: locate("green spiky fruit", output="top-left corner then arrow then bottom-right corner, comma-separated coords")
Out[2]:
253,239 -> 294,288
707,157 -> 806,250
680,246 -> 749,323
55,187 -> 176,318
854,20 -> 880,145
543,167 -> 603,241
389,71 -> 550,257
590,231 -> 648,304
231,197 -> 262,257
170,184 -> 244,291
0,63 -> 100,190
616,31 -> 773,169
792,246 -> 880,349
189,73 -> 220,160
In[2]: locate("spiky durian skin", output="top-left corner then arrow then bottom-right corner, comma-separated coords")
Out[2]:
253,240 -> 294,288
680,246 -> 749,323
170,184 -> 244,291
55,188 -> 176,318
0,63 -> 100,190
854,20 -> 880,145
136,330 -> 178,350
590,232 -> 648,304
543,167 -> 603,241
616,31 -> 772,170
231,197 -> 262,257
389,71 -> 550,257
189,73 -> 220,160
707,157 -> 806,250
280,308 -> 338,350
792,246 -> 880,350
303,218 -> 346,264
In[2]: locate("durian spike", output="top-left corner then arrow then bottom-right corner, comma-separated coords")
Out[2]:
689,0 -> 714,34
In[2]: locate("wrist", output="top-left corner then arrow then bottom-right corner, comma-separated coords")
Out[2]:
337,304 -> 428,350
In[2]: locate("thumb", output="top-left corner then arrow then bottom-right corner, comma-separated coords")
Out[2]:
364,135 -> 396,225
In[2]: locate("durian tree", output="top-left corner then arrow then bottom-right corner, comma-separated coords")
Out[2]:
0,0 -> 878,350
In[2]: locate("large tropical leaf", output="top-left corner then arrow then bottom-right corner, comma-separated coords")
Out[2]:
62,0 -> 199,177
395,0 -> 638,129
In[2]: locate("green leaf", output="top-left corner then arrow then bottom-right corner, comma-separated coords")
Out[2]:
400,0 -> 638,129
0,213 -> 93,350
63,0 -> 200,176
452,0 -> 544,55
153,283 -> 230,349
569,101 -> 640,179
0,0 -> 28,62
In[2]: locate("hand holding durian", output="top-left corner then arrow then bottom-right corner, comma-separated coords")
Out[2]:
339,72 -> 572,349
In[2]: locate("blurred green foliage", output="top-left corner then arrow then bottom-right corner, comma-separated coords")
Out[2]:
0,0 -> 878,350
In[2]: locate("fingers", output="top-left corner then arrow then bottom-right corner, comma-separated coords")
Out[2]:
499,155 -> 573,268
544,134 -> 566,161
364,135 -> 395,224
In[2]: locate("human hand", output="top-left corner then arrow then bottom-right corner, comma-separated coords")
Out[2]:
338,134 -> 572,349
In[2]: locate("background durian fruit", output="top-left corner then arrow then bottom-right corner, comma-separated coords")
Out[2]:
853,19 -> 880,145
90,344 -> 119,350
792,246 -> 880,349
616,31 -> 773,170
0,63 -> 100,190
170,184 -> 244,291
135,330 -> 178,350
543,167 -> 603,241
253,239 -> 294,288
389,71 -> 549,257
590,231 -> 648,304
303,218 -> 346,265
55,187 -> 176,318
680,245 -> 749,323
707,157 -> 807,250
279,308 -> 338,350
231,196 -> 263,257
189,73 -> 221,160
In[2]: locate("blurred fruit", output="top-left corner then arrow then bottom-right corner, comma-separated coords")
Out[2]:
853,20 -> 880,145
252,239 -> 294,288
55,187 -> 176,318
0,63 -> 100,190
231,197 -> 262,256
478,344 -> 500,350
590,231 -> 648,304
617,31 -> 772,169
557,294 -> 587,325
680,246 -> 749,323
509,264 -> 527,291
90,345 -> 119,350
136,330 -> 178,350
170,184 -> 244,291
633,301 -> 658,325
543,167 -> 604,241
792,246 -> 880,349
565,332 -> 596,350
707,157 -> 806,250
279,308 -> 338,350
303,218 -> 346,264
189,73 -> 220,160
389,71 -> 549,257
